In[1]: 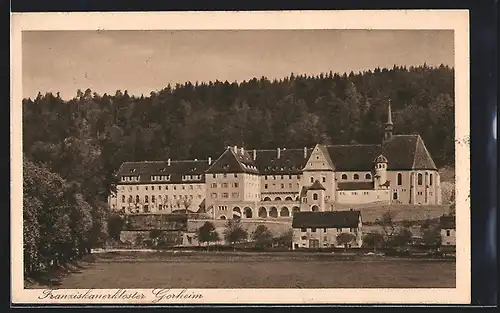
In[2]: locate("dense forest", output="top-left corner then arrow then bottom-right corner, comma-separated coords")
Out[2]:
22,64 -> 454,274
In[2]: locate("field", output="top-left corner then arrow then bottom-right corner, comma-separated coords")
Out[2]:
26,251 -> 455,289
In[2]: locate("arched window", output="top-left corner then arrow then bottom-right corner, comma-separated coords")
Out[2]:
311,205 -> 319,212
152,195 -> 156,203
430,173 -> 433,186
121,195 -> 125,203
263,197 -> 271,201
322,177 -> 326,183
353,174 -> 359,180
418,173 -> 423,185
128,195 -> 133,203
145,195 -> 149,203
135,195 -> 140,203
397,173 -> 402,185
274,197 -> 282,201
365,173 -> 371,180
313,193 -> 318,200
310,177 -> 314,183
341,174 -> 347,180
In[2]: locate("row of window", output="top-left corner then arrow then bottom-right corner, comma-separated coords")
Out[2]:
338,191 -> 372,196
264,183 -> 298,189
300,227 -> 356,233
121,176 -> 140,182
210,182 -> 239,188
397,173 -> 434,186
264,175 -> 301,180
120,184 -> 203,191
151,175 -> 171,181
340,173 -> 372,180
122,194 -> 202,203
211,192 -> 240,199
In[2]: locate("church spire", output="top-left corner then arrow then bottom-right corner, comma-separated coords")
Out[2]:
384,100 -> 394,142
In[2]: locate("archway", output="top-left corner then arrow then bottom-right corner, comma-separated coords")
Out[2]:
258,207 -> 267,218
233,207 -> 241,220
311,205 -> 319,212
292,206 -> 300,215
219,215 -> 227,220
280,207 -> 290,217
274,197 -> 282,201
263,197 -> 271,201
243,207 -> 253,218
285,196 -> 293,201
269,207 -> 278,218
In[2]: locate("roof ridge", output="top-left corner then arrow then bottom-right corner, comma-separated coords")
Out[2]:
205,147 -> 231,172
413,135 -> 437,170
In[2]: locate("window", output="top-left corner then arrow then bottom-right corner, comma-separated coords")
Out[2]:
159,186 -> 162,190
182,185 -> 185,190
281,184 -> 284,189
222,183 -> 228,188
393,192 -> 398,200
121,195 -> 125,203
397,173 -> 403,185
365,173 -> 371,180
301,236 -> 307,240
264,184 -> 268,189
173,186 -> 176,190
222,193 -> 229,198
289,183 -> 292,188
341,174 -> 347,180
301,228 -> 307,232
151,186 -> 155,191
232,192 -> 239,198
213,174 -> 216,179
353,174 -> 359,180
212,193 -> 217,198
323,228 -> 327,232
289,175 -> 292,179
234,183 -> 239,188
322,177 -> 326,183
145,195 -> 149,203
430,173 -> 433,186
190,195 -> 193,199
446,230 -> 451,236
265,176 -> 268,180
145,186 -> 148,191
311,228 -> 316,232
211,183 -> 217,188
310,177 -> 314,183
234,174 -> 238,178
418,173 -> 423,185
128,195 -> 133,203
313,193 -> 318,200
136,195 -> 140,203
189,185 -> 193,190
223,174 -> 227,178
152,196 -> 156,203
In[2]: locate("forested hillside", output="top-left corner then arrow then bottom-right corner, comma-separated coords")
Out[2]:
23,63 -> 454,208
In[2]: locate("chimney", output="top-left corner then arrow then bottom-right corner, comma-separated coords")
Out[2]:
240,147 -> 244,154
277,148 -> 281,159
167,158 -> 171,166
303,147 -> 308,158
233,145 -> 238,153
252,149 -> 257,161
208,157 -> 212,165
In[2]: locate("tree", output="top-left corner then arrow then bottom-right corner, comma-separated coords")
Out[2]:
107,213 -> 125,241
223,219 -> 248,250
251,225 -> 273,248
422,227 -> 441,247
336,232 -> 356,251
363,232 -> 385,251
196,221 -> 220,249
274,229 -> 294,249
375,210 -> 398,244
390,228 -> 413,247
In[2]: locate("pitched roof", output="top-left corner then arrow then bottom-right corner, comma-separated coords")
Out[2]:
252,148 -> 313,174
309,180 -> 326,190
439,215 -> 456,229
117,160 -> 210,184
292,210 -> 361,228
205,147 -> 259,174
337,182 -> 374,191
326,144 -> 380,171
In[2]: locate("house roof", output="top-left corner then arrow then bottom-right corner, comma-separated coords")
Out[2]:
117,160 -> 210,184
337,181 -> 374,191
309,180 -> 326,190
205,147 -> 259,174
292,210 -> 361,228
252,148 -> 313,174
439,215 -> 456,229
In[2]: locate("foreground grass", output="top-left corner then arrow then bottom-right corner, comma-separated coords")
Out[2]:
26,251 -> 455,289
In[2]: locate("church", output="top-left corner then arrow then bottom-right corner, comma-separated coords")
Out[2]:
111,102 -> 441,220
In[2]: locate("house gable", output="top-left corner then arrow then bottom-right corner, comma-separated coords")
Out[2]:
303,144 -> 335,171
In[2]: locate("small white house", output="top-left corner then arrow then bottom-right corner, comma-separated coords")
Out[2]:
439,215 -> 456,247
291,210 -> 363,249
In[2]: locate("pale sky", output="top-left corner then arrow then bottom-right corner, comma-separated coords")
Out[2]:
22,30 -> 454,100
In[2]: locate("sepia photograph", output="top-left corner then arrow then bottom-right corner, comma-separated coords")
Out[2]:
11,11 -> 470,304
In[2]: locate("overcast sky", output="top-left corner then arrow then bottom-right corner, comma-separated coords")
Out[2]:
22,29 -> 454,100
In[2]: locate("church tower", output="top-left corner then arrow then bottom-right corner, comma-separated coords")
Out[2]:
384,100 -> 394,142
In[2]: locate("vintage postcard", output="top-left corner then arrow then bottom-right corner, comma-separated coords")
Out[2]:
10,10 -> 470,305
